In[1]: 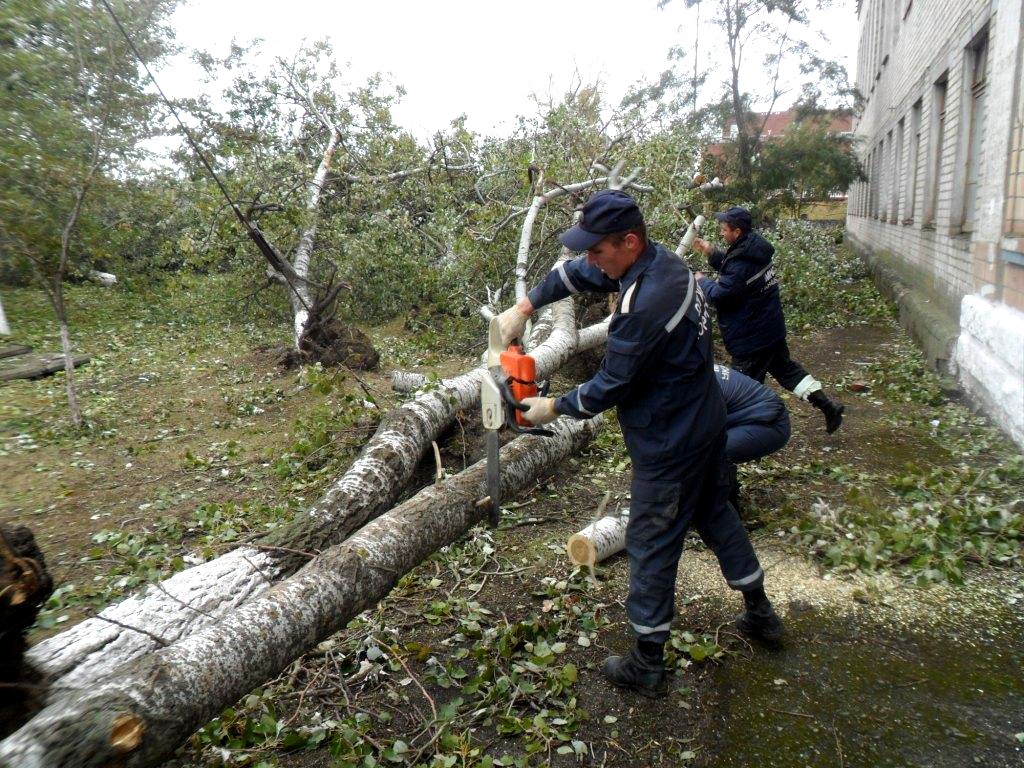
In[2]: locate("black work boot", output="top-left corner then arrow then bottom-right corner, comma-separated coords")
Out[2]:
736,587 -> 785,643
808,390 -> 845,434
602,639 -> 667,698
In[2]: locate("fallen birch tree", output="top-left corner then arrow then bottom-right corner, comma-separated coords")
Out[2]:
0,415 -> 603,768
26,156 -> 641,695
25,266 -> 593,693
9,164 -> 638,764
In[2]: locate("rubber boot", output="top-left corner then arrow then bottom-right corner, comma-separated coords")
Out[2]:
808,390 -> 845,434
601,639 -> 667,698
735,587 -> 785,643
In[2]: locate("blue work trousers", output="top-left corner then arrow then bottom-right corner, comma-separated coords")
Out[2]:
626,433 -> 764,644
726,410 -> 791,464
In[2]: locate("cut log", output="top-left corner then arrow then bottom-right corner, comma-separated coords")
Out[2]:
0,345 -> 32,361
566,510 -> 629,566
0,353 -> 90,382
87,271 -> 117,287
25,291 -> 597,693
0,415 -> 604,768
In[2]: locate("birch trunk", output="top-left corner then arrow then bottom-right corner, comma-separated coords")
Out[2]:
0,416 -> 603,768
56,309 -> 81,429
27,288 -> 583,693
0,293 -> 9,336
289,128 -> 340,348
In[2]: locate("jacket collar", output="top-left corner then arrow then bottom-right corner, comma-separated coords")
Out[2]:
619,241 -> 657,287
725,231 -> 751,255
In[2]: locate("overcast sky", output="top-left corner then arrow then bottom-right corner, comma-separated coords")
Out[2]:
159,0 -> 859,141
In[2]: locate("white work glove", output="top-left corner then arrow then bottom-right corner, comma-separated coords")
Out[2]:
520,396 -> 558,425
496,304 -> 529,346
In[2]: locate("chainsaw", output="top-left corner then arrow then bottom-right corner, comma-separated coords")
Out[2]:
480,316 -> 553,528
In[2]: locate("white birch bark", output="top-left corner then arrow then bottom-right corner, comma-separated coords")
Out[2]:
512,164 -> 653,301
0,292 -> 9,336
26,264 -> 586,693
566,510 -> 629,566
0,416 -> 603,768
289,127 -> 340,349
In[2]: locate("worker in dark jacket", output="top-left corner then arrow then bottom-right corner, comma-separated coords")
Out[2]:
495,190 -> 783,699
693,207 -> 845,433
715,363 -> 791,512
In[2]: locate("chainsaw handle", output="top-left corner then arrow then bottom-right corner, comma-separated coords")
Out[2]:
496,378 -> 554,436
497,378 -> 529,412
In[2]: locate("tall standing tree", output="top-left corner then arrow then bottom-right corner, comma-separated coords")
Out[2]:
660,0 -> 855,197
0,0 -> 179,425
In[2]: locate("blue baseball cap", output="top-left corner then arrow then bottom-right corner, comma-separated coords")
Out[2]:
559,190 -> 645,252
713,206 -> 753,232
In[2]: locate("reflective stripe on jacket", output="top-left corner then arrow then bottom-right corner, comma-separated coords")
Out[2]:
697,231 -> 787,357
527,242 -> 725,473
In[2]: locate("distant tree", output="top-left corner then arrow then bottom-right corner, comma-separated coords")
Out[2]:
755,120 -> 864,217
0,0 -> 179,425
660,0 -> 856,198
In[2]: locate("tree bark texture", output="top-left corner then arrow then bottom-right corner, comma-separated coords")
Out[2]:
0,416 -> 603,768
27,290 -> 587,693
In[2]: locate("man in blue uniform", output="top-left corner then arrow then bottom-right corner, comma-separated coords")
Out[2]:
693,207 -> 845,434
495,190 -> 783,698
715,364 -> 791,513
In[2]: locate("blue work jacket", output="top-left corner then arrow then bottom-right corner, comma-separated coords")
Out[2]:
697,231 -> 787,357
528,241 -> 725,475
714,364 -> 787,429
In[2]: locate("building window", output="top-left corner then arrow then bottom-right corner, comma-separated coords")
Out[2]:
961,29 -> 989,232
892,119 -> 905,222
883,129 -> 894,221
906,99 -> 922,223
873,139 -> 885,218
924,72 -> 948,227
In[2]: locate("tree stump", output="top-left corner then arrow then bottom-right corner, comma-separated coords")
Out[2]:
0,525 -> 53,739
278,319 -> 379,370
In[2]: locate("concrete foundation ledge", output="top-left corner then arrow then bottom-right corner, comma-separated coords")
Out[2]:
955,295 -> 1024,450
846,233 -> 960,372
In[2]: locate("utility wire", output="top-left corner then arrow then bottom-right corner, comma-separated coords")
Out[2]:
97,0 -> 313,308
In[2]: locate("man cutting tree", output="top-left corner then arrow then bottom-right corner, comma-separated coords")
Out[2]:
495,190 -> 784,699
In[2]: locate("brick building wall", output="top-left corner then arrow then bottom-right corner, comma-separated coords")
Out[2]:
847,0 -> 1024,448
